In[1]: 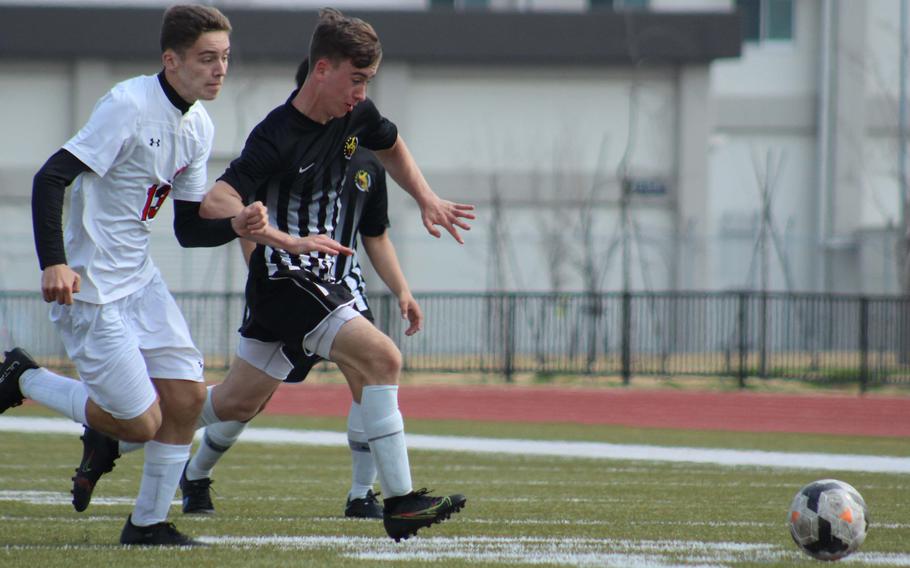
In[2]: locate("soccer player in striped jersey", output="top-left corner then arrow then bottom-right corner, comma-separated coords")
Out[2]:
181,144 -> 419,520
197,8 -> 473,541
0,5 -> 267,546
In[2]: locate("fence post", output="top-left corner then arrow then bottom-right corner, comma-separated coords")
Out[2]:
737,292 -> 748,388
759,292 -> 767,378
859,297 -> 869,393
502,294 -> 515,383
621,291 -> 631,386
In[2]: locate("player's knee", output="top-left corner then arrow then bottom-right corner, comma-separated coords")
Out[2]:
367,344 -> 401,383
120,412 -> 161,443
217,394 -> 262,422
161,382 -> 207,418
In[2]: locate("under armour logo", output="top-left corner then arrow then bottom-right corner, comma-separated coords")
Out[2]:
150,138 -> 160,147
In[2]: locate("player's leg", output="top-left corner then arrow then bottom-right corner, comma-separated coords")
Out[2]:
343,394 -> 382,519
119,275 -> 206,546
341,307 -> 380,518
328,316 -> 466,540
181,338 -> 294,514
6,299 -> 169,512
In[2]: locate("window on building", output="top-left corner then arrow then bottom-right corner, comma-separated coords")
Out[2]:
430,0 -> 489,9
589,0 -> 649,9
737,0 -> 793,42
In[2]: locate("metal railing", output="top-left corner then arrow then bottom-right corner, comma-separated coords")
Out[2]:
2,290 -> 908,391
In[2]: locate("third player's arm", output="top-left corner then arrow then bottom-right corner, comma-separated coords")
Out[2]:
361,232 -> 422,335
373,136 -> 475,244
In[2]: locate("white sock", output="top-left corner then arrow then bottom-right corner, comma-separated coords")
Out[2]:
196,385 -> 220,429
347,401 -> 377,499
360,385 -> 411,498
19,368 -> 87,425
131,441 -> 190,526
185,421 -> 246,481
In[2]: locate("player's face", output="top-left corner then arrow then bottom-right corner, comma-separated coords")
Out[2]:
321,59 -> 377,119
165,30 -> 231,103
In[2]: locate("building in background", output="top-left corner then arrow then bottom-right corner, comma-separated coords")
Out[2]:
0,0 -> 905,296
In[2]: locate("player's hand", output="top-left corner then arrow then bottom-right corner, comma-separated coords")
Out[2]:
288,234 -> 355,257
231,201 -> 268,237
41,264 -> 81,305
400,294 -> 423,336
419,195 -> 475,244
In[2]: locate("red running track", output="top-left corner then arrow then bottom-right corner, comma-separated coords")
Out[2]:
265,383 -> 910,438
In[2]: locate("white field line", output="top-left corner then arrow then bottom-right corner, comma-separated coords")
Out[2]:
1,416 -> 909,473
194,535 -> 910,567
4,533 -> 910,567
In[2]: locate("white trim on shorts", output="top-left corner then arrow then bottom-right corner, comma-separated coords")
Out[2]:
303,304 -> 361,359
235,336 -> 294,381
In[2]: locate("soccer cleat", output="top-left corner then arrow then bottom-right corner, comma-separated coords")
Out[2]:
120,514 -> 202,546
382,488 -> 466,542
180,465 -> 215,514
344,489 -> 383,519
0,348 -> 38,413
71,426 -> 121,512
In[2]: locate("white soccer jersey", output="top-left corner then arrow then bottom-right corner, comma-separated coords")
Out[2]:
62,74 -> 214,304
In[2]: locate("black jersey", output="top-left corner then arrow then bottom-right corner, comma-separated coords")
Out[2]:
219,92 -> 397,282
334,148 -> 389,312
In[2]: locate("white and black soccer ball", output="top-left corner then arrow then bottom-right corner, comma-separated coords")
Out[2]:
788,479 -> 869,561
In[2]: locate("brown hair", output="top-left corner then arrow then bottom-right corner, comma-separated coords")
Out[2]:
160,5 -> 232,54
308,8 -> 382,70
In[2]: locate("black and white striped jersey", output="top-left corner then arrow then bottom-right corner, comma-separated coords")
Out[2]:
219,92 -> 397,282
334,148 -> 389,312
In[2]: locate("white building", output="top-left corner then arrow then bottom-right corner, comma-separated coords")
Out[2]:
0,0 -> 905,295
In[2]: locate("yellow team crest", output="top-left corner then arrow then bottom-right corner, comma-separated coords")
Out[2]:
343,136 -> 358,160
354,170 -> 372,192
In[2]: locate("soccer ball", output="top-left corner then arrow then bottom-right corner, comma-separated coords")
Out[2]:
788,479 -> 869,561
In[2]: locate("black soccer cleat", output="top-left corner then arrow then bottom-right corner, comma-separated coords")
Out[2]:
120,514 -> 202,546
180,465 -> 215,514
382,488 -> 466,542
344,489 -> 383,519
71,426 -> 121,512
0,348 -> 38,413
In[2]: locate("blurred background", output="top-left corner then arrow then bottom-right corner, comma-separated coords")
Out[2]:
3,0 -> 910,386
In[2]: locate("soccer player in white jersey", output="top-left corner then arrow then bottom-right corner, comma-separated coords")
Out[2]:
0,5 -> 267,546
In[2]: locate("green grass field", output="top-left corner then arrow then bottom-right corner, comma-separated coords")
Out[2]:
1,410 -> 908,567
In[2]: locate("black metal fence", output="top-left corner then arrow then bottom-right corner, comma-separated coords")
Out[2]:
2,290 -> 909,391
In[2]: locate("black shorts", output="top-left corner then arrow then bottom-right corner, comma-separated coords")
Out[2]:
241,253 -> 354,360
283,307 -> 373,383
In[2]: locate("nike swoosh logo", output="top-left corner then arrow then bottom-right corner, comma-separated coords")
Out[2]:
299,163 -> 314,174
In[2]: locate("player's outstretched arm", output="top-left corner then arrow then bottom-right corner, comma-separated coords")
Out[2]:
374,136 -> 475,244
362,232 -> 422,336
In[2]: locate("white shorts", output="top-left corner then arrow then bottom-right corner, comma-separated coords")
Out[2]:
50,273 -> 204,420
236,304 -> 360,378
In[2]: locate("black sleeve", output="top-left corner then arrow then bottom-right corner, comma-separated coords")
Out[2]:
355,99 -> 398,152
358,158 -> 390,238
32,149 -> 91,270
173,200 -> 238,248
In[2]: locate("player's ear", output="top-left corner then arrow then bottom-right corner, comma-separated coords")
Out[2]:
312,57 -> 332,77
162,48 -> 179,71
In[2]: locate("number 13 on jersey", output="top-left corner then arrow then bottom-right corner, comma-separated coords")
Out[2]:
141,183 -> 172,220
